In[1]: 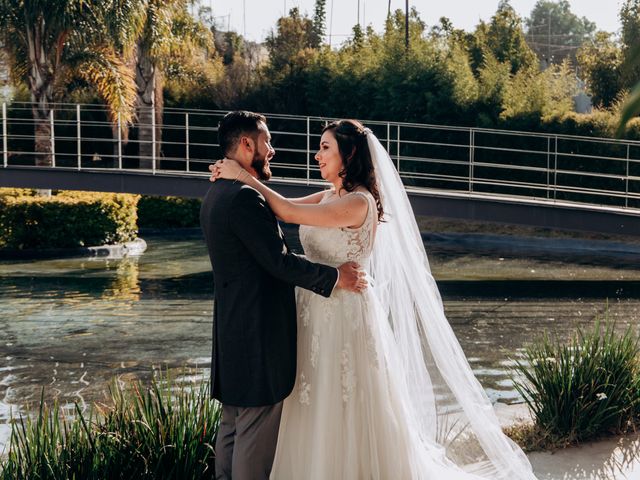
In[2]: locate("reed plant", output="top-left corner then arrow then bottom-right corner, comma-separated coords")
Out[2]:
0,373 -> 220,479
512,318 -> 640,446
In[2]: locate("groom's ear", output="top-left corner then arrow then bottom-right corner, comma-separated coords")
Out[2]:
240,135 -> 255,154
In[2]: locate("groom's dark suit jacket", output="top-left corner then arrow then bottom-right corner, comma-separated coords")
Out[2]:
200,179 -> 338,407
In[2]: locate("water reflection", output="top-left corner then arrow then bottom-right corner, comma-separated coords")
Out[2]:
1,232 -> 640,453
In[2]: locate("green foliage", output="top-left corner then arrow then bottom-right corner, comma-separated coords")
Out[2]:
620,0 -> 640,89
502,60 -> 578,120
525,0 -> 596,65
512,318 -> 640,444
265,8 -> 316,74
311,0 -> 327,48
477,1 -> 538,75
617,2 -> 640,135
577,31 -> 623,108
213,31 -> 245,66
0,0 -> 139,126
0,375 -> 220,480
0,190 -> 139,250
137,195 -> 202,229
618,81 -> 640,137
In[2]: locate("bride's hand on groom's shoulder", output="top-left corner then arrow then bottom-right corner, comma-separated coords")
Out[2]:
209,159 -> 244,183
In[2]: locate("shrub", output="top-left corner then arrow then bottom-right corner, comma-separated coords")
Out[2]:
0,374 -> 220,480
0,189 -> 139,250
137,195 -> 202,229
512,318 -> 640,445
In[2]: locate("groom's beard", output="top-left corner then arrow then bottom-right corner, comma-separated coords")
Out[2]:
252,152 -> 272,181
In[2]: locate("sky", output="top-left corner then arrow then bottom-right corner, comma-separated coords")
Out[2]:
200,0 -> 624,46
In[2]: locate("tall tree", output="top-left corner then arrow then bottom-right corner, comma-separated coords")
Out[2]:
525,0 -> 596,66
266,8 -> 315,73
620,0 -> 640,89
618,0 -> 640,135
472,1 -> 537,75
0,0 -> 138,166
133,0 -> 213,168
576,31 -> 623,108
311,0 -> 326,48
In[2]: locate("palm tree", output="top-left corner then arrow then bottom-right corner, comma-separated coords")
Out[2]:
133,0 -> 213,168
0,0 -> 140,166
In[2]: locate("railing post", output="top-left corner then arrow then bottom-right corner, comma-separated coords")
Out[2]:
626,143 -> 630,208
151,105 -> 156,174
117,113 -> 122,170
469,129 -> 474,193
76,104 -> 81,170
185,113 -> 190,172
386,122 -> 390,152
306,116 -> 310,185
50,108 -> 56,167
553,135 -> 558,201
2,103 -> 7,168
396,124 -> 400,171
546,137 -> 551,199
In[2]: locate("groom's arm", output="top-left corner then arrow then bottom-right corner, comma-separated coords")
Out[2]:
229,186 -> 338,298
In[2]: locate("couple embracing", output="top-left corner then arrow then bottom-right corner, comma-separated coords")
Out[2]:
200,111 -> 537,480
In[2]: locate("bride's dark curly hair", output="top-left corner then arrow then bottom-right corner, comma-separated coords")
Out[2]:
322,119 -> 384,222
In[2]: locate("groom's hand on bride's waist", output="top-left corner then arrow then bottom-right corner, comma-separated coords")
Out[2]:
336,262 -> 367,293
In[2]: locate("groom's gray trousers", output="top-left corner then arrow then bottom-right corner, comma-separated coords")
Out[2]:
215,402 -> 283,480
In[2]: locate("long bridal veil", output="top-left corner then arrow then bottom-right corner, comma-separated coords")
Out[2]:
365,129 -> 537,479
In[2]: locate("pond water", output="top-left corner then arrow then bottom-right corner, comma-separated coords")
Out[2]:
2,231 -> 640,452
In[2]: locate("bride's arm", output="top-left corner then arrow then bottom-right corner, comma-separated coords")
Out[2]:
211,161 -> 367,228
289,190 -> 328,205
208,161 -> 327,205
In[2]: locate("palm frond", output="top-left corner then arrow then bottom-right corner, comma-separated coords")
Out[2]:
617,43 -> 640,137
99,0 -> 148,58
70,46 -> 137,126
617,84 -> 640,137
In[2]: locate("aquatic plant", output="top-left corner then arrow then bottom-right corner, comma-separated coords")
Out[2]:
511,316 -> 640,445
0,373 -> 220,479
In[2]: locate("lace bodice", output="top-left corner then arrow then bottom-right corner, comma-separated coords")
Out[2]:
299,190 -> 377,268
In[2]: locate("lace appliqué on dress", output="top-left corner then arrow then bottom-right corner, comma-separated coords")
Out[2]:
298,372 -> 311,406
343,225 -> 372,262
341,345 -> 357,403
299,298 -> 311,328
310,333 -> 320,368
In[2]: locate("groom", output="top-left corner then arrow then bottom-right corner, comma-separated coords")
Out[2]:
200,111 -> 363,480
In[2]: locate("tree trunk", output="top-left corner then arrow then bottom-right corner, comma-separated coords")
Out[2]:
135,41 -> 162,170
26,19 -> 55,168
26,18 -> 55,196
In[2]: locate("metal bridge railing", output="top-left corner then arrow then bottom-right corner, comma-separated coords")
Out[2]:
2,102 -> 640,212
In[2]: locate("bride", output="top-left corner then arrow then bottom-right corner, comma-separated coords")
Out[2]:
210,119 -> 537,479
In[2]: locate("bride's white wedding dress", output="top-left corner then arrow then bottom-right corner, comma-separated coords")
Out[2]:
271,131 -> 537,479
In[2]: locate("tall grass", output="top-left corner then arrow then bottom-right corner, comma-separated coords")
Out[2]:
0,373 -> 221,479
512,318 -> 640,445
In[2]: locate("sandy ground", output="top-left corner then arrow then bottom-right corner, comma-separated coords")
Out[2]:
495,403 -> 640,480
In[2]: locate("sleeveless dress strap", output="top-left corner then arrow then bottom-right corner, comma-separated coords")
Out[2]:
349,191 -> 376,224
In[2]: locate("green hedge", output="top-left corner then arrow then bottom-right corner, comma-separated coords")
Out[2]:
137,196 -> 202,229
0,189 -> 139,250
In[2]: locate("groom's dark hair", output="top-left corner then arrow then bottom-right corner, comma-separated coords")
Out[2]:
218,111 -> 267,156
